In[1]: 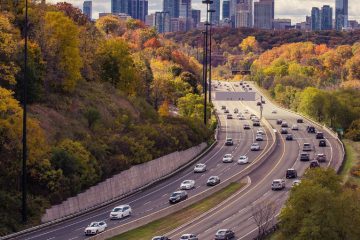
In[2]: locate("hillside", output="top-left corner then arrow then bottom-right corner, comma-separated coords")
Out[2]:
0,2 -> 214,235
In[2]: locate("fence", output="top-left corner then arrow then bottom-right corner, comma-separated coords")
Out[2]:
41,143 -> 207,223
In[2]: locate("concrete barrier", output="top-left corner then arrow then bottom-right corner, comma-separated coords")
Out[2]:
41,143 -> 207,223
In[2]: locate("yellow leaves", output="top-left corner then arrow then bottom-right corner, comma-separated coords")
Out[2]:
239,36 -> 260,53
95,15 -> 126,37
158,100 -> 170,117
43,11 -> 83,92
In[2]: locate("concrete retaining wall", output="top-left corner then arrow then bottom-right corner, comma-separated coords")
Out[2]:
41,143 -> 207,223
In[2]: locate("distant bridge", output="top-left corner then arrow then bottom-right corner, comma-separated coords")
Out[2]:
231,69 -> 251,75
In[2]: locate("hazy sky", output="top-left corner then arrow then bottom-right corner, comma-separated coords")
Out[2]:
47,0 -> 360,24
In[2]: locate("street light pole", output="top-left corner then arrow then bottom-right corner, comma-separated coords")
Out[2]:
22,0 -> 29,223
208,9 -> 215,103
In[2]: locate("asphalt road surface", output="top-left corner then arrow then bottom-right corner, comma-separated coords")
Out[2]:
14,82 -> 276,240
165,81 -> 343,240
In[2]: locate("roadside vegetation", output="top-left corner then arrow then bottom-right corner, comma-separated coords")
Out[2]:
110,182 -> 244,240
0,1 -> 214,235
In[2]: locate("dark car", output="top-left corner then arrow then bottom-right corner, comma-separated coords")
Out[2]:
300,153 -> 310,161
253,121 -> 260,127
276,119 -> 283,125
307,126 -> 316,133
297,118 -> 304,123
316,132 -> 324,139
286,134 -> 293,141
240,82 -> 243,85
169,191 -> 187,204
281,128 -> 288,134
243,124 -> 251,130
316,153 -> 327,162
225,138 -> 234,146
257,102 -> 261,106
261,100 -> 266,104
310,160 -> 320,169
286,169 -> 298,179
207,176 -> 220,186
281,122 -> 288,128
249,87 -> 252,90
221,106 -> 226,110
224,109 -> 230,113
215,229 -> 235,240
319,140 -> 327,147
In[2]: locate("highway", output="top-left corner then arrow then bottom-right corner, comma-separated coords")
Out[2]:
13,82 -> 276,240
165,81 -> 344,240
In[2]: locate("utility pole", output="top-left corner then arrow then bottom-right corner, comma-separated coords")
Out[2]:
260,96 -> 263,120
22,0 -> 29,223
208,9 -> 215,103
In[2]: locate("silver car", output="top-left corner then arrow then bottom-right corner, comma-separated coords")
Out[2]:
251,143 -> 260,151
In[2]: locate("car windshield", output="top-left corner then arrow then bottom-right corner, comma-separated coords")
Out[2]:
89,222 -> 99,227
252,143 -> 258,146
171,192 -> 180,197
183,180 -> 191,184
224,154 -> 231,157
217,230 -> 226,235
196,164 -> 203,167
304,143 -> 310,146
113,207 -> 123,212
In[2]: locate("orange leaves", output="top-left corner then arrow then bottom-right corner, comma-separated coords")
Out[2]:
143,37 -> 162,49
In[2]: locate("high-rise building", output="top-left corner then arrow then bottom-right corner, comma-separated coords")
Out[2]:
335,0 -> 348,30
83,1 -> 92,19
311,7 -> 321,31
145,13 -> 155,26
254,0 -> 274,29
321,5 -> 333,30
163,0 -> 179,18
235,0 -> 253,28
179,0 -> 191,31
111,0 -> 129,15
155,11 -> 171,33
210,0 -> 220,25
129,0 -> 148,22
273,19 -> 291,30
192,9 -> 201,28
223,0 -> 230,19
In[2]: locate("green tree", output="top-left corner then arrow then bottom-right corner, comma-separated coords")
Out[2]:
298,87 -> 326,121
84,107 -> 101,129
0,13 -> 20,87
42,11 -> 83,92
345,119 -> 360,141
279,168 -> 360,240
96,38 -> 137,94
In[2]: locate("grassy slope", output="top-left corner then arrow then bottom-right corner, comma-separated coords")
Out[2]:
110,182 -> 244,240
341,140 -> 360,186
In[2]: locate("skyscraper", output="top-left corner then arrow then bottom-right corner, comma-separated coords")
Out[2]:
129,0 -> 148,22
235,0 -> 253,28
210,0 -> 220,25
83,1 -> 92,19
254,0 -> 274,29
222,0 -> 230,19
311,7 -> 321,31
155,11 -> 170,33
179,0 -> 191,31
335,0 -> 348,30
111,0 -> 129,14
321,5 -> 333,30
192,9 -> 201,28
163,0 -> 179,18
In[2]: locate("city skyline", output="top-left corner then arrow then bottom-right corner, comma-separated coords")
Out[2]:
48,0 -> 360,23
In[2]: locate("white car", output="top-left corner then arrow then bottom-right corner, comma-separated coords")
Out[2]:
257,129 -> 265,135
272,179 -> 285,190
292,180 -> 301,187
256,134 -> 263,141
250,143 -> 260,151
109,204 -> 132,219
180,234 -> 198,240
238,155 -> 249,164
194,163 -> 207,173
222,154 -> 234,163
244,109 -> 249,114
292,124 -> 299,130
84,221 -> 107,235
238,115 -> 246,120
180,180 -> 195,190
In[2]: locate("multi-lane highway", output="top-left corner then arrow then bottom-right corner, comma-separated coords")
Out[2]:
165,81 -> 343,239
10,80 -> 343,240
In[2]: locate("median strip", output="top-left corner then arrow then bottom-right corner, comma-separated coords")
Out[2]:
109,182 -> 245,240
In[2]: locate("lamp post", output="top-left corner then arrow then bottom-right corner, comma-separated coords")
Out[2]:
208,9 -> 215,103
202,0 -> 213,125
22,0 -> 29,223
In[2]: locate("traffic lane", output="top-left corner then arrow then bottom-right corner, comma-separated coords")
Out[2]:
168,131 -> 286,239
22,101 -> 263,240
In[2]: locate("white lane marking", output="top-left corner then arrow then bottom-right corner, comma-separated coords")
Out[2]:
68,237 -> 78,240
